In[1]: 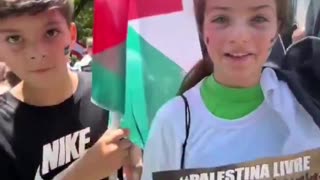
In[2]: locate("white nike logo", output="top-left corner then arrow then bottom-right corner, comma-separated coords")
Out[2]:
34,128 -> 91,179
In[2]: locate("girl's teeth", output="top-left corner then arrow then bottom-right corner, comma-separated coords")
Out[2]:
232,53 -> 247,57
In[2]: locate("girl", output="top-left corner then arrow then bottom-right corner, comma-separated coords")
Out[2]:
142,0 -> 320,179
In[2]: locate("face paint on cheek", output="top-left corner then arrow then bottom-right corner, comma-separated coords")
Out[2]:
64,45 -> 70,55
206,37 -> 210,44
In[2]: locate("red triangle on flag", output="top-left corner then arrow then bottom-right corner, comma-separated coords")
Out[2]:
93,0 -> 130,53
128,0 -> 183,20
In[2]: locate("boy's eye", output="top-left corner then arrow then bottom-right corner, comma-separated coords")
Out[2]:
46,29 -> 60,38
252,16 -> 268,23
6,35 -> 22,44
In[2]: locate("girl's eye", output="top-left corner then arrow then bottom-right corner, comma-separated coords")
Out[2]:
252,16 -> 268,24
212,16 -> 229,24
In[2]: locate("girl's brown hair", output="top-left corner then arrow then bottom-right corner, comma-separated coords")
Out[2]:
178,0 -> 291,94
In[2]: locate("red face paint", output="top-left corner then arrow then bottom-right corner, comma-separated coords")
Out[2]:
206,37 -> 210,44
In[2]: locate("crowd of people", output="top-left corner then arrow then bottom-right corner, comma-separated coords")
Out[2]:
0,0 -> 319,180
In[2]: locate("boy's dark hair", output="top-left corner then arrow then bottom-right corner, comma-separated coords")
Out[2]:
0,0 -> 74,23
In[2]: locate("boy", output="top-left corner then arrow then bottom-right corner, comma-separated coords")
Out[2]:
0,0 -> 132,179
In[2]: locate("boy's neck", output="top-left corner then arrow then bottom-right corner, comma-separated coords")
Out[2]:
10,70 -> 79,106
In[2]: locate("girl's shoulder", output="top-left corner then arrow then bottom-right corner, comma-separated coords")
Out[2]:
151,85 -> 203,135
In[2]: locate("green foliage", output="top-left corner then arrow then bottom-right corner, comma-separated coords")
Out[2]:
70,55 -> 79,64
74,0 -> 93,44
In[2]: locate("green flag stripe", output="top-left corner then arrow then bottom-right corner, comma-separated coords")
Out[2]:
91,42 -> 126,113
121,26 -> 186,148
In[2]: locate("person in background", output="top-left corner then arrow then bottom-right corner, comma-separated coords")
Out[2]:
0,62 -> 10,94
292,26 -> 306,42
305,0 -> 320,37
73,37 -> 93,72
85,37 -> 93,55
0,63 -> 20,94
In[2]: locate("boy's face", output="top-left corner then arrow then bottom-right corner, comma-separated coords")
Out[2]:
0,9 -> 77,88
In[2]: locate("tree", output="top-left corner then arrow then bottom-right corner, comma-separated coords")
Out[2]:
74,0 -> 93,44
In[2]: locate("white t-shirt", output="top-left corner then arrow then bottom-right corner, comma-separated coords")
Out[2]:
141,68 -> 320,180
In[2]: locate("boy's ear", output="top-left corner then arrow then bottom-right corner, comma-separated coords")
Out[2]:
70,23 -> 77,48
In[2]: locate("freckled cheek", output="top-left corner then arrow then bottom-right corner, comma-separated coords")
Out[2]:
203,26 -> 226,44
203,31 -> 226,57
0,48 -> 20,62
42,41 -> 65,56
252,33 -> 276,54
2,56 -> 26,75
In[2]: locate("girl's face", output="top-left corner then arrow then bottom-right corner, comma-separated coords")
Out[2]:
203,0 -> 279,87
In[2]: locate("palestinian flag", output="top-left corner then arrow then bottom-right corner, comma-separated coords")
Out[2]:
92,0 -> 202,148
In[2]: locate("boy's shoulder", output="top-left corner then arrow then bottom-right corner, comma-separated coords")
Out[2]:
76,71 -> 92,93
0,71 -> 105,130
77,71 -> 91,83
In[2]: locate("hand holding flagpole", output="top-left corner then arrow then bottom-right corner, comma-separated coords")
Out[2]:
108,112 -> 122,180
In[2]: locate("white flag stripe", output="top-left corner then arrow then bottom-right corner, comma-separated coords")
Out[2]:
129,0 -> 202,72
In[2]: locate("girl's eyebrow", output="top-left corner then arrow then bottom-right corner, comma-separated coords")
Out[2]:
249,4 -> 275,12
206,6 -> 232,13
206,4 -> 275,13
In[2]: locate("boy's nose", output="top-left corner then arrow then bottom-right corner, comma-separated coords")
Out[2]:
28,42 -> 48,60
29,55 -> 46,60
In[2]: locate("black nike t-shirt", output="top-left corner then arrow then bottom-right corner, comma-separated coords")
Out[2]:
0,72 -> 109,180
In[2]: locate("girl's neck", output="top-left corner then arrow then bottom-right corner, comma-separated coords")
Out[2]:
213,71 -> 261,88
